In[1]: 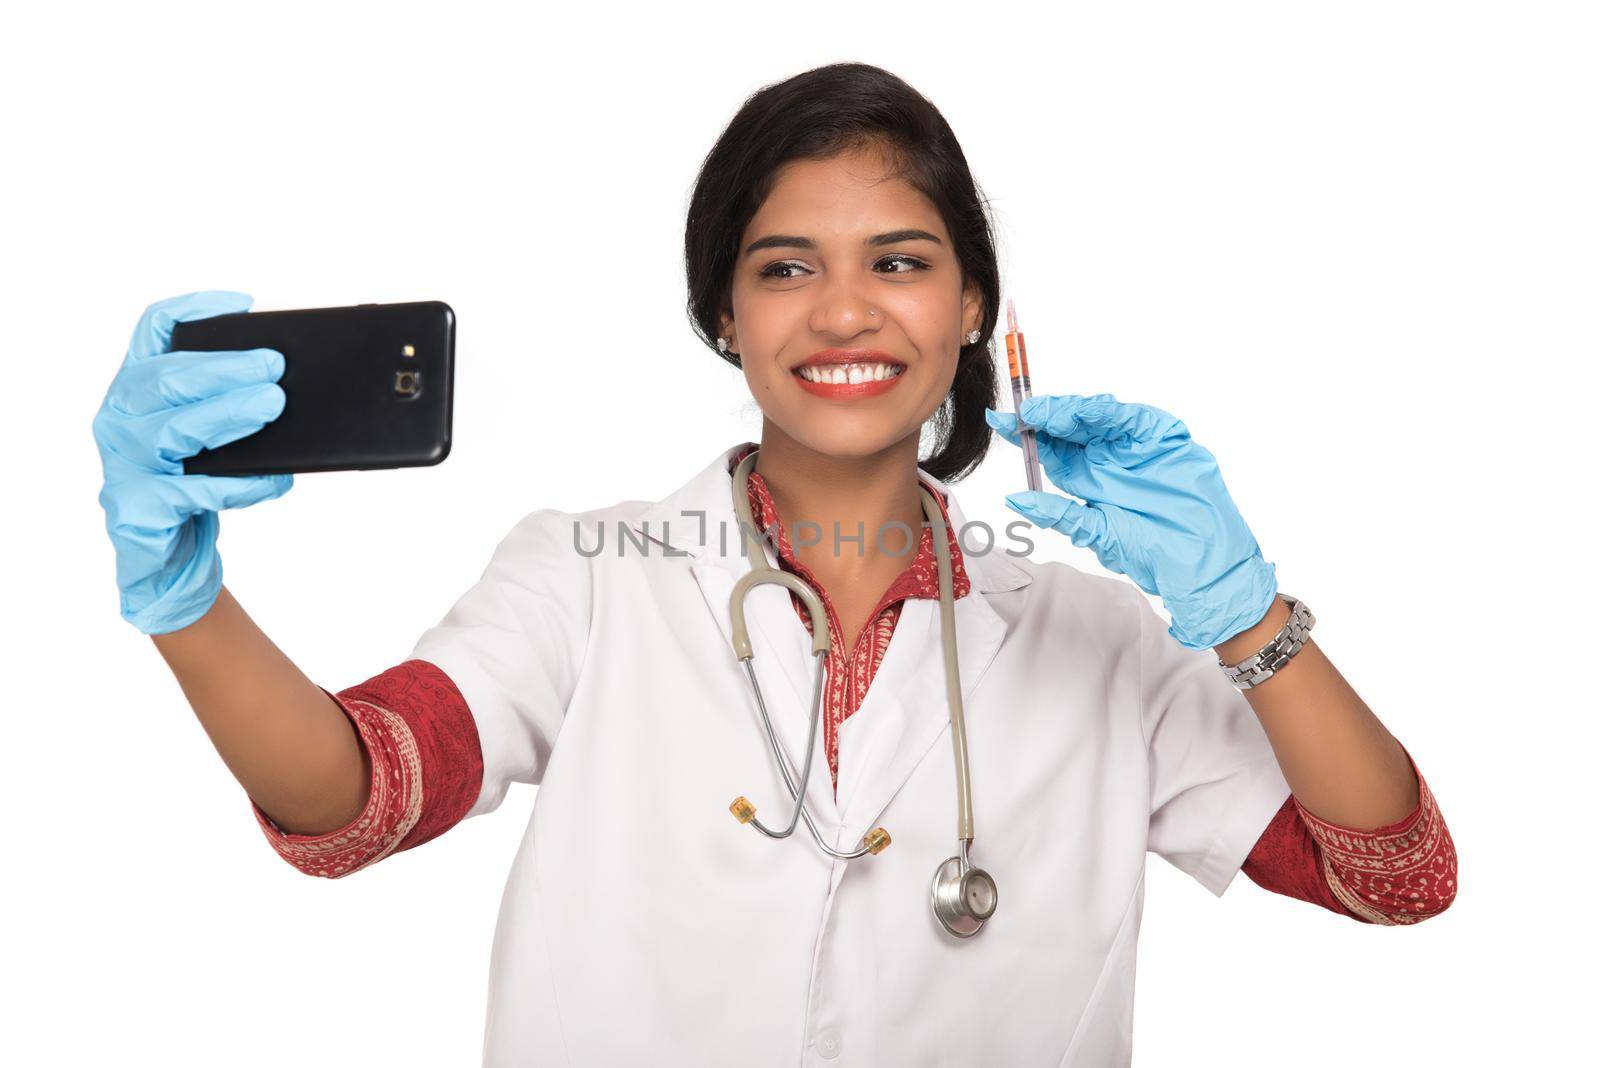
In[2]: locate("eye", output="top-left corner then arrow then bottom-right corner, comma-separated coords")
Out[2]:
876,254 -> 931,274
758,261 -> 809,280
757,254 -> 931,280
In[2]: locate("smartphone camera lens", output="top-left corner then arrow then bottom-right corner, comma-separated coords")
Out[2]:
394,369 -> 422,397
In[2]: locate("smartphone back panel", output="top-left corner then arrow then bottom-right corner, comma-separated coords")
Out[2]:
173,300 -> 454,476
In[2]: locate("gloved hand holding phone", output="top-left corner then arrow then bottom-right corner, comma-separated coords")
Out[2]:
92,290 -> 294,635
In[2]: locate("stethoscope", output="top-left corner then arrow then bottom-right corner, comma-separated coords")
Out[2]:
723,448 -> 998,938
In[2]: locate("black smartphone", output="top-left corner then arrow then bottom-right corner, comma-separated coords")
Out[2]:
173,300 -> 455,476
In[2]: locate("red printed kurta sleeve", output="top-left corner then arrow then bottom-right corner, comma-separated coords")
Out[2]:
250,659 -> 484,879
1241,752 -> 1457,924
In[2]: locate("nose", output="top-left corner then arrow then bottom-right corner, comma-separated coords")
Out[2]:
807,270 -> 881,340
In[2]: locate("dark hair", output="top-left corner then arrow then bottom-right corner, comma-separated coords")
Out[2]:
684,62 -> 1001,483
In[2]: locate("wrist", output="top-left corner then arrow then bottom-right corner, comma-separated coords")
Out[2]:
1163,556 -> 1278,650
126,540 -> 222,636
1212,592 -> 1291,663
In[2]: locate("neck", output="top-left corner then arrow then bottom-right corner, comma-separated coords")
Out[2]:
752,421 -> 928,576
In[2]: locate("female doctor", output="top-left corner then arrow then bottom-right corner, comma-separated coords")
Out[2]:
93,63 -> 1455,1066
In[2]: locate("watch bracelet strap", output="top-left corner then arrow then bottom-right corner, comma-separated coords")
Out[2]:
1217,594 -> 1315,691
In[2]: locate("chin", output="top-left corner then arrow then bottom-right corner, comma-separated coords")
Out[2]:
782,415 -> 922,461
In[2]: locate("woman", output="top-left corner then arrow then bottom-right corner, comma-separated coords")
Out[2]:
92,63 -> 1455,1065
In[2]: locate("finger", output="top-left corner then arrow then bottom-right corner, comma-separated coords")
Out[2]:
984,408 -> 1024,447
100,472 -> 208,533
146,382 -> 286,469
97,385 -> 279,475
109,348 -> 286,415
102,472 -> 292,533
179,472 -> 295,512
1017,393 -> 1118,438
988,407 -> 1092,496
1003,489 -> 1110,551
1020,393 -> 1182,450
125,290 -> 254,363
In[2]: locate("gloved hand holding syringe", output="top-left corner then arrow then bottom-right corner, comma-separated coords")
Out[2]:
984,299 -> 1279,650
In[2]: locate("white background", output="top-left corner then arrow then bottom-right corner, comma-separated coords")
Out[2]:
4,1 -> 1594,1063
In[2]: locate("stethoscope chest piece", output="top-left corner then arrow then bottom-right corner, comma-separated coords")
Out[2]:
931,853 -> 998,939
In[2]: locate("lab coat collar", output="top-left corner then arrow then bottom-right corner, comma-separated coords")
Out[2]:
629,442 -> 1032,596
628,444 -> 1033,848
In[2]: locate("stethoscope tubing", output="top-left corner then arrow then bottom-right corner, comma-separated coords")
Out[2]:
727,448 -> 973,856
742,653 -> 877,858
729,556 -> 881,856
726,448 -> 998,936
924,481 -> 975,846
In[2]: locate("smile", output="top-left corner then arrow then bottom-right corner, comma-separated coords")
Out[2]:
792,362 -> 907,398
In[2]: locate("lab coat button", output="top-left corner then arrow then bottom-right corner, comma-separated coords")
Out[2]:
817,1032 -> 841,1059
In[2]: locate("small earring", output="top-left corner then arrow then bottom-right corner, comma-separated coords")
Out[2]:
965,329 -> 981,344
716,336 -> 730,353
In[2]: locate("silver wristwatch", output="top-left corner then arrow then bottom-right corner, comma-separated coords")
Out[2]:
1217,595 -> 1315,691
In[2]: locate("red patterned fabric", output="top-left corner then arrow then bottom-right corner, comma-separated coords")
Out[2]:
251,660 -> 483,879
1256,757 -> 1457,924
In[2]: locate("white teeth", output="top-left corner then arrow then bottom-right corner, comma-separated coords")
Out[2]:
797,362 -> 904,384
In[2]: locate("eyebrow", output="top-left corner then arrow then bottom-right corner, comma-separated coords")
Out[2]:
743,228 -> 944,258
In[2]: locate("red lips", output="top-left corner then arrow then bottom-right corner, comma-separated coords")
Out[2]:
793,348 -> 904,370
791,348 -> 908,399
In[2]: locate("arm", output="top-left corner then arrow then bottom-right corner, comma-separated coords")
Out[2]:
93,293 -> 352,832
250,659 -> 484,878
1213,596 -> 1417,829
989,393 -> 1458,918
990,394 -> 1442,834
151,584 -> 371,835
1218,600 -> 1458,922
249,504 -> 596,878
1243,764 -> 1457,924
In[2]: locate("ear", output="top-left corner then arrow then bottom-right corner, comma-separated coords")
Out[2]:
716,305 -> 737,354
961,276 -> 985,338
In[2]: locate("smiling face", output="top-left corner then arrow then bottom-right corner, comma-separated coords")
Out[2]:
719,141 -> 984,462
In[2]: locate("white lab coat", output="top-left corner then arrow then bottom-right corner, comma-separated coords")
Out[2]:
409,442 -> 1291,1067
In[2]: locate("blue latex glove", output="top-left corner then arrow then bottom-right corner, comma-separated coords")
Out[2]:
985,393 -> 1278,650
92,291 -> 293,635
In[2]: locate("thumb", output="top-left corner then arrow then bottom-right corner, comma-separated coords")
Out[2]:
1004,490 -> 1107,551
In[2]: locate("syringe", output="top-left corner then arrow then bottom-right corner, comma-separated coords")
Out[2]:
1003,298 -> 1044,493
